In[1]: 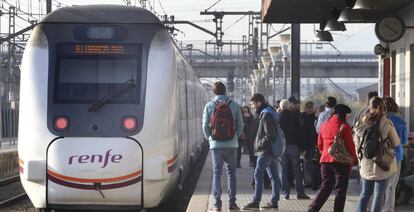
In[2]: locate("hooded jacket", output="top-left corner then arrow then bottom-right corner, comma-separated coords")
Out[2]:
318,114 -> 357,165
202,95 -> 243,149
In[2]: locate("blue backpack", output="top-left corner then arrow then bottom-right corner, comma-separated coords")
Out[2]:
261,107 -> 286,157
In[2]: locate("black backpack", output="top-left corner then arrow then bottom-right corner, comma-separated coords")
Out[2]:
359,120 -> 381,159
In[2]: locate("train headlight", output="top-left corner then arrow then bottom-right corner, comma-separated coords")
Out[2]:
54,116 -> 69,131
122,116 -> 137,132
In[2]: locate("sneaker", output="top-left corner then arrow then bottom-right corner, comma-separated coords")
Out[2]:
261,202 -> 278,209
228,203 -> 240,211
284,194 -> 289,200
297,194 -> 310,200
209,207 -> 221,211
243,202 -> 260,210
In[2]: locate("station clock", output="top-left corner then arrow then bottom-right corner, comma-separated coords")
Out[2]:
375,15 -> 405,43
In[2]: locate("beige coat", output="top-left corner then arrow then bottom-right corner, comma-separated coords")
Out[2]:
353,115 -> 400,181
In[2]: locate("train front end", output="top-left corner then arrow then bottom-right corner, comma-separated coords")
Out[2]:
18,5 -> 165,210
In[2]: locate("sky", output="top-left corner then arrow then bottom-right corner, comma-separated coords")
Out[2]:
52,0 -> 379,52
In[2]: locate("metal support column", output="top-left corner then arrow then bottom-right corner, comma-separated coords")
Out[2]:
290,23 -> 300,99
213,14 -> 224,56
283,56 -> 287,99
46,0 -> 52,14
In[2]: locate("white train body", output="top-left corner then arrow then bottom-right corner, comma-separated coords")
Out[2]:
18,5 -> 207,210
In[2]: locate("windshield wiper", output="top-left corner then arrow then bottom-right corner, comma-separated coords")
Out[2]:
88,79 -> 136,112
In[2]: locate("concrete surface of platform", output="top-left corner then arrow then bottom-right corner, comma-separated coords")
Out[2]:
187,151 -> 414,212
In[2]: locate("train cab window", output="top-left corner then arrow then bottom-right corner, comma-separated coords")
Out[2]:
54,43 -> 142,104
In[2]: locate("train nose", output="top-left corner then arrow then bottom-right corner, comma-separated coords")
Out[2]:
46,137 -> 143,210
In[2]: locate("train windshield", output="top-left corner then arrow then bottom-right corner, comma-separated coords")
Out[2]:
54,43 -> 142,104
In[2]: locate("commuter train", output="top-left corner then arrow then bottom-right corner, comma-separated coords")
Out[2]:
18,5 -> 209,211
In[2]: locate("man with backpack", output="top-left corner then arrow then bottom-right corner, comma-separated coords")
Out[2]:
243,93 -> 285,210
202,82 -> 243,212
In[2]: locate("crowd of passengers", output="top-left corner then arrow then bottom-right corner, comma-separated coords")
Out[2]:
202,81 -> 414,212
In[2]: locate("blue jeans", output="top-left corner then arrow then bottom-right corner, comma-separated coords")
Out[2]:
253,153 -> 280,205
279,144 -> 305,196
211,148 -> 237,208
356,177 -> 391,212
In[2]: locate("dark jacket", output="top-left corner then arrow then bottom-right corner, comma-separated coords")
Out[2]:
243,115 -> 253,142
300,112 -> 318,150
279,109 -> 301,146
254,106 -> 276,154
247,114 -> 260,143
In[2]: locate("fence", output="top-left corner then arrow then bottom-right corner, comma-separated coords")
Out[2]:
0,106 -> 19,148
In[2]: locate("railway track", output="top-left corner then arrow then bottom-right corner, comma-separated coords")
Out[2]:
0,175 -> 27,208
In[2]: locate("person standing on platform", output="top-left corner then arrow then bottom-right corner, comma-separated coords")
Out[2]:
382,96 -> 408,212
202,82 -> 243,212
243,93 -> 282,210
353,97 -> 400,212
241,106 -> 255,167
316,96 -> 337,133
308,104 -> 357,212
279,99 -> 310,200
353,91 -> 378,126
300,101 -> 320,190
237,108 -> 246,168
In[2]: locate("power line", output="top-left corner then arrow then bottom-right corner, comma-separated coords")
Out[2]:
223,14 -> 246,31
157,0 -> 166,16
204,0 -> 222,12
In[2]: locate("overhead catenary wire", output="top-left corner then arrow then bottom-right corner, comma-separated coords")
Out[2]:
223,14 -> 246,31
157,0 -> 167,16
204,0 -> 222,12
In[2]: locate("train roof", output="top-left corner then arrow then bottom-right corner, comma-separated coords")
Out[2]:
41,5 -> 162,24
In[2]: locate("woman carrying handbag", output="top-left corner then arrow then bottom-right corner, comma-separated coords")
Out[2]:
308,104 -> 357,212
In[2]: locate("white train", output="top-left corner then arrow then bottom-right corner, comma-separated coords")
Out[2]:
18,5 -> 208,211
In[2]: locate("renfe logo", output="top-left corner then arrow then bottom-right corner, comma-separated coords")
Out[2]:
68,149 -> 123,168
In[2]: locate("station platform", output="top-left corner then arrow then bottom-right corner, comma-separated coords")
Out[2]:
187,151 -> 413,212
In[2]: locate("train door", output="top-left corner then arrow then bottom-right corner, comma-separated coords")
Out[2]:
185,66 -> 195,167
193,77 -> 199,156
177,59 -> 190,179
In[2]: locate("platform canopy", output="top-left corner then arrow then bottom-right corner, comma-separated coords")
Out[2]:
262,0 -> 412,23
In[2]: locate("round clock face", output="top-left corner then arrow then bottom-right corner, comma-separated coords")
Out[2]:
375,15 -> 405,43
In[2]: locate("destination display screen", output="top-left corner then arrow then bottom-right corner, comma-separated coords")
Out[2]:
58,43 -> 140,56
